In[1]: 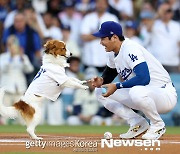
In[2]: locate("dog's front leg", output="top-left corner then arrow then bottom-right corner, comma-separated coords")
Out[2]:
62,78 -> 89,90
69,77 -> 87,84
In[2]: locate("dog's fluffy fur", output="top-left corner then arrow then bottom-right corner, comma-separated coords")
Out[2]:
0,40 -> 88,140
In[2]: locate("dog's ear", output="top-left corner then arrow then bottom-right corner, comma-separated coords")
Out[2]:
44,40 -> 55,50
44,40 -> 56,55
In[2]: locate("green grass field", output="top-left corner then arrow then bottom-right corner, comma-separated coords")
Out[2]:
0,125 -> 180,135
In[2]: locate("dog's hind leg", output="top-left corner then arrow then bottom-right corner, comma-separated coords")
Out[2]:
26,106 -> 43,140
13,100 -> 43,140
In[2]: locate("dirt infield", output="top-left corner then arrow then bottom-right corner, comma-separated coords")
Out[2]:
0,133 -> 180,154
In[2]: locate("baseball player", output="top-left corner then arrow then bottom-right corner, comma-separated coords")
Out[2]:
90,21 -> 177,140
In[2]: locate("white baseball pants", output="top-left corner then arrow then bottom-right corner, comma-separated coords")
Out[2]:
95,83 -> 177,129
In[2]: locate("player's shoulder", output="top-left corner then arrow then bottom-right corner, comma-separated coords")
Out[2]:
122,39 -> 140,52
121,39 -> 144,59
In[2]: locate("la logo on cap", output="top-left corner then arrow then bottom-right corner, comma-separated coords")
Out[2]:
110,31 -> 114,34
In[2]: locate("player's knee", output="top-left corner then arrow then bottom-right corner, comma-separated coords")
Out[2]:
129,86 -> 148,105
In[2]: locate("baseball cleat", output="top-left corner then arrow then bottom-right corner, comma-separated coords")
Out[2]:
120,120 -> 149,139
142,127 -> 166,140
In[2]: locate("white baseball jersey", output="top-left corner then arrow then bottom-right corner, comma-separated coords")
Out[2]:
107,38 -> 171,87
25,58 -> 69,101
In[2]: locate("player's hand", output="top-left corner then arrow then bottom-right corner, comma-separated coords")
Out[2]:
88,76 -> 103,88
102,83 -> 117,97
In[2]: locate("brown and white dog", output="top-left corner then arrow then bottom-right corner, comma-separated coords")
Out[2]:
0,40 -> 88,140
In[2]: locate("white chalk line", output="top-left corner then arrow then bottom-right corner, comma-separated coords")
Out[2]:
0,143 -> 24,146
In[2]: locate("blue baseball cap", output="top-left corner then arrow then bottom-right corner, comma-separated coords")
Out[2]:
92,21 -> 123,38
125,21 -> 138,30
140,10 -> 154,19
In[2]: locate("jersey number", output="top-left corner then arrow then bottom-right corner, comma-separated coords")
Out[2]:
128,54 -> 138,62
33,68 -> 46,81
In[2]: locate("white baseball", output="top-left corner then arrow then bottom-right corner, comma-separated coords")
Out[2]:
104,132 -> 112,139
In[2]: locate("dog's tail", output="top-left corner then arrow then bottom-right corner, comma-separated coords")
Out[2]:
0,88 -> 19,119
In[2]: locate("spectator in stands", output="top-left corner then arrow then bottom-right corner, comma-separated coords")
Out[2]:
0,0 -> 10,23
0,35 -> 34,124
52,16 -> 62,28
148,2 -> 180,73
32,0 -> 48,14
43,12 -> 62,40
0,0 -> 11,53
2,12 -> 42,84
47,0 -> 65,16
168,0 -> 180,21
23,5 -> 47,39
67,67 -> 100,125
61,24 -> 81,57
140,1 -> 155,12
3,0 -> 26,29
75,0 -> 96,16
124,20 -> 143,45
108,0 -> 133,20
80,0 -> 118,73
58,0 -> 82,44
139,10 -> 155,48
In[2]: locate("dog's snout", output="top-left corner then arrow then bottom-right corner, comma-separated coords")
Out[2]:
70,52 -> 72,56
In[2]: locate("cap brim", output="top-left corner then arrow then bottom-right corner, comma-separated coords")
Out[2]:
92,31 -> 108,38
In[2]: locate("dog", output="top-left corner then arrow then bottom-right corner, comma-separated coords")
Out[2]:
0,40 -> 88,140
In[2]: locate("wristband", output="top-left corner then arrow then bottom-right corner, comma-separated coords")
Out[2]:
116,82 -> 123,89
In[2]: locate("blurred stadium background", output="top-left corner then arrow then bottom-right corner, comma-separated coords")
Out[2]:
0,0 -> 180,129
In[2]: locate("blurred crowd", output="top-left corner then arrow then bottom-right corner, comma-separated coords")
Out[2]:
0,0 -> 179,125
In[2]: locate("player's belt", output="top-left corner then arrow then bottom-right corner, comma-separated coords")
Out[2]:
161,83 -> 175,88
